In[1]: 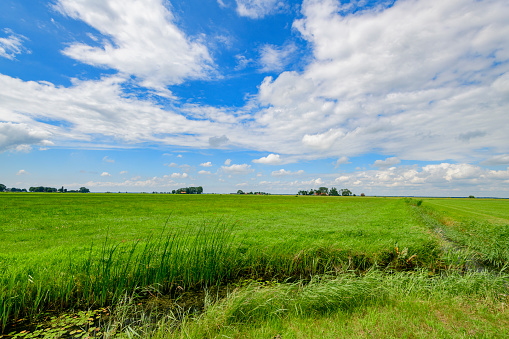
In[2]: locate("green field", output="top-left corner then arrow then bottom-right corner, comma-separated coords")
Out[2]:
1,194 -> 508,338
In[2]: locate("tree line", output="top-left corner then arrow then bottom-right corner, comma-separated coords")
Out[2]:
0,184 -> 90,193
298,187 -> 354,196
171,186 -> 203,194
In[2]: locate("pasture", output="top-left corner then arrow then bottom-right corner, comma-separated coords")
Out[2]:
0,194 -> 508,338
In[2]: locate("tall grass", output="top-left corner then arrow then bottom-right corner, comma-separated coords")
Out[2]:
0,220 -> 237,330
0,219 -> 440,331
150,270 -> 509,338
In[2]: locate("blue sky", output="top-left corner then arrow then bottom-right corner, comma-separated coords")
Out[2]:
1,0 -> 509,196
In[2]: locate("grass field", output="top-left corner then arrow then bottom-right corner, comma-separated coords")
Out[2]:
1,193 -> 508,338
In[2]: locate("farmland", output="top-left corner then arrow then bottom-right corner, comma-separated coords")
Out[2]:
0,194 -> 508,338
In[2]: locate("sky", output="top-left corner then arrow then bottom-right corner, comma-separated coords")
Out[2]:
1,0 -> 509,196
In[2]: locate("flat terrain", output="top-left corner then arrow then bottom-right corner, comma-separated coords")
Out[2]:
1,194 -> 436,267
1,194 -> 508,338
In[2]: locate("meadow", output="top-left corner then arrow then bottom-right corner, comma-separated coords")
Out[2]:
0,194 -> 508,338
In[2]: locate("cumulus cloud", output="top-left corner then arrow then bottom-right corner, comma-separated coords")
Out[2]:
200,161 -> 213,167
221,163 -> 254,175
16,169 -> 28,175
0,122 -> 53,153
54,0 -> 214,89
235,0 -> 285,19
331,163 -> 509,196
0,29 -> 29,60
253,153 -> 282,165
198,170 -> 211,175
373,157 -> 401,168
224,159 -> 232,165
259,43 -> 296,73
101,172 -> 111,177
253,0 -> 509,161
120,170 -> 128,174
1,0 -> 508,171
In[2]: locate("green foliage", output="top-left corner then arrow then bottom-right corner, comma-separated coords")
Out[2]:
0,184 -> 6,192
172,186 -> 203,194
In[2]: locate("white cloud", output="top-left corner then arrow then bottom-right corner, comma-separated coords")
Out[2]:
253,153 -> 282,165
1,0 -> 508,173
177,154 -> 183,158
373,157 -> 401,168
198,170 -> 211,175
332,163 -> 509,195
259,43 -> 296,73
335,156 -> 351,168
200,161 -> 213,167
16,169 -> 28,175
234,54 -> 253,70
171,172 -> 188,179
103,156 -> 114,163
235,0 -> 285,19
0,29 -> 29,60
83,174 -> 185,190
221,163 -> 254,175
54,0 -> 214,89
0,122 -> 53,153
252,0 -> 509,161
166,163 -> 178,167
271,169 -> 304,176
217,0 -> 228,9
224,159 -> 232,165
101,172 -> 111,177
120,170 -> 128,174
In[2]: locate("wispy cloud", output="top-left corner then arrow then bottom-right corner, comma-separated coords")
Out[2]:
221,163 -> 254,175
0,29 -> 29,60
259,43 -> 296,73
234,0 -> 286,19
103,156 -> 115,163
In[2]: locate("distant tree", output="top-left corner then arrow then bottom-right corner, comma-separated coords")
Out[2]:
237,189 -> 245,194
0,184 -> 6,192
9,187 -> 26,192
79,187 -> 90,193
360,193 -> 365,197
329,187 -> 339,196
469,195 -> 475,198
340,188 -> 352,196
317,187 -> 329,195
58,186 -> 65,193
297,190 -> 308,195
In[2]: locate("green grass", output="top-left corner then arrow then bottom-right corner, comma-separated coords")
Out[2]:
1,193 -> 509,337
0,194 -> 439,329
411,198 -> 509,268
147,271 -> 509,338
